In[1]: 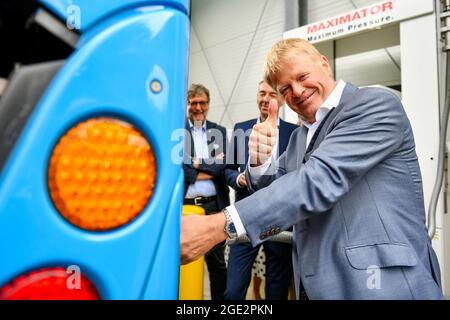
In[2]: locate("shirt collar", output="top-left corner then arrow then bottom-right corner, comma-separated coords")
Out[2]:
189,119 -> 207,132
302,80 -> 346,129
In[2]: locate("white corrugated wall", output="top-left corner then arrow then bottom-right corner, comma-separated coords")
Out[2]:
189,0 -> 286,128
189,0 -> 401,128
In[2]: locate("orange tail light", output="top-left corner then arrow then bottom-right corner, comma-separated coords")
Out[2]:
48,118 -> 156,231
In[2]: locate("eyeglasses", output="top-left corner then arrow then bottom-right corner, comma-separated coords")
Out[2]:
189,101 -> 209,107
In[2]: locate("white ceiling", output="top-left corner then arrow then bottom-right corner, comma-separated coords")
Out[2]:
189,0 -> 402,129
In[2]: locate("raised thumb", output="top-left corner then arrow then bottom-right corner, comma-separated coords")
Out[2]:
266,99 -> 279,128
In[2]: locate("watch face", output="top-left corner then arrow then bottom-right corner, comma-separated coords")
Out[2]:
228,222 -> 236,234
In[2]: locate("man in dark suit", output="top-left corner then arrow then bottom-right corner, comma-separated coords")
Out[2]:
183,83 -> 229,300
180,39 -> 444,300
224,80 -> 297,299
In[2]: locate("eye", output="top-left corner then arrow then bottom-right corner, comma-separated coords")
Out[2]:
278,86 -> 290,97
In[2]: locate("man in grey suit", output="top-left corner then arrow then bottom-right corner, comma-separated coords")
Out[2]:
180,39 -> 445,299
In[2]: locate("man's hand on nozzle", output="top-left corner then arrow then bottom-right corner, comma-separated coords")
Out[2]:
180,211 -> 227,265
249,99 -> 279,167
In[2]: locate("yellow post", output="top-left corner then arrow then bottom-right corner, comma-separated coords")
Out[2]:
179,204 -> 205,300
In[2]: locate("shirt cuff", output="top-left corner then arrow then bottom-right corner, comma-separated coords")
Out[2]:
226,205 -> 247,237
247,157 -> 271,184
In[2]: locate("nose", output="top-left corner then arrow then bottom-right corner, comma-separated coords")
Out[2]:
193,103 -> 202,112
291,82 -> 305,99
261,93 -> 271,103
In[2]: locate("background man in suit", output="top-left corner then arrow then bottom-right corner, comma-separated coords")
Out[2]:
224,80 -> 296,300
183,83 -> 229,300
180,39 -> 444,299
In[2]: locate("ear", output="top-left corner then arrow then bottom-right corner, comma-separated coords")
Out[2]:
320,55 -> 333,78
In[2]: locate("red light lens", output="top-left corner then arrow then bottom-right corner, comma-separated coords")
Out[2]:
0,267 -> 100,300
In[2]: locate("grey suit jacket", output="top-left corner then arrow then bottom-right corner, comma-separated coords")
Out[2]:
234,83 -> 444,299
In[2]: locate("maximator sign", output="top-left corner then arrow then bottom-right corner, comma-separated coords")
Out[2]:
284,0 -> 434,43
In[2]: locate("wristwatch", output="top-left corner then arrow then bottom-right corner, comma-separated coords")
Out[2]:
223,208 -> 237,240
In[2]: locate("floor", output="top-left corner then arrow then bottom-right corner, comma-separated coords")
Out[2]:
203,264 -> 265,300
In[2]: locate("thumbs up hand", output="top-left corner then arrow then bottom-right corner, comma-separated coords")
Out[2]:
249,99 -> 279,166
265,97 -> 279,129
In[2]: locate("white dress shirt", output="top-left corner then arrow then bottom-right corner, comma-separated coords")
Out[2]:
185,120 -> 217,198
228,80 -> 347,236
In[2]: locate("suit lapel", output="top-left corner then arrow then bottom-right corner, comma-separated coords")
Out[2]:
278,120 -> 289,155
303,83 -> 359,163
185,120 -> 195,157
206,120 -> 215,158
296,126 -> 308,167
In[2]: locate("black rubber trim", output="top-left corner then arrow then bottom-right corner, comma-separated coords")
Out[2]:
0,60 -> 64,173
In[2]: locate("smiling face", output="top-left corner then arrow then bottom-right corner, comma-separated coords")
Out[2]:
276,51 -> 336,124
188,92 -> 209,124
257,81 -> 283,121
